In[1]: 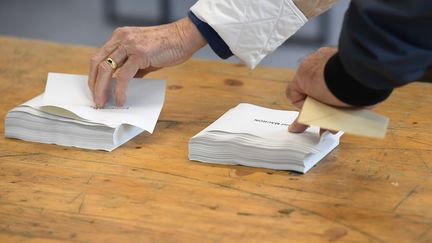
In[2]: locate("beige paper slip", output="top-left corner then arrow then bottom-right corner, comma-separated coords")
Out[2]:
298,97 -> 389,138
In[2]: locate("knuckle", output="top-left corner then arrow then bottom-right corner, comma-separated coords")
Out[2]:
116,73 -> 126,82
113,27 -> 121,35
122,34 -> 135,44
318,46 -> 336,55
90,55 -> 99,66
318,47 -> 328,52
115,27 -> 135,41
113,27 -> 127,36
117,44 -> 128,56
318,46 -> 332,52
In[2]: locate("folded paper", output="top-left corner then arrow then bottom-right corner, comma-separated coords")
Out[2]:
5,73 -> 166,151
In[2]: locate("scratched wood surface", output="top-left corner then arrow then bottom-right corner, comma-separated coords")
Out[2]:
0,36 -> 431,243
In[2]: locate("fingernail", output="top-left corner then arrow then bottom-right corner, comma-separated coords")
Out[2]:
116,100 -> 123,107
288,125 -> 300,133
95,99 -> 104,109
94,97 -> 100,107
288,124 -> 294,132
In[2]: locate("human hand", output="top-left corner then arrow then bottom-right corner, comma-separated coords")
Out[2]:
88,17 -> 207,108
286,47 -> 351,133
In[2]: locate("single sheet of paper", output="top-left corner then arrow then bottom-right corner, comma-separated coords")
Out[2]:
33,72 -> 165,133
204,103 -> 318,141
298,97 -> 389,138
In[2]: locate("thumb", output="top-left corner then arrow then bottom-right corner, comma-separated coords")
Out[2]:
288,116 -> 309,133
286,77 -> 307,110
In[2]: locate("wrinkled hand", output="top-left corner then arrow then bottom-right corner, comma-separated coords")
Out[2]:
286,47 -> 351,133
88,17 -> 207,107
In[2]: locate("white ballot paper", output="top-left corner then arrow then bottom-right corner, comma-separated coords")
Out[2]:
189,104 -> 343,173
5,73 -> 166,151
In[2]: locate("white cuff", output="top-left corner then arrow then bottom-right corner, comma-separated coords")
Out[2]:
191,0 -> 307,69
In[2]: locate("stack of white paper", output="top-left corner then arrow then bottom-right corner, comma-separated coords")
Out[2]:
5,73 -> 165,151
189,104 -> 343,173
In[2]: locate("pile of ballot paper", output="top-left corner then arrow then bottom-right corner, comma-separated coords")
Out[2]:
5,73 -> 165,151
189,103 -> 343,173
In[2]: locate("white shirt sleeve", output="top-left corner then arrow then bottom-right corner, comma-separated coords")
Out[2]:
190,0 -> 308,69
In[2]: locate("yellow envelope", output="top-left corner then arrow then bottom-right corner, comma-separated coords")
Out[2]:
298,97 -> 389,138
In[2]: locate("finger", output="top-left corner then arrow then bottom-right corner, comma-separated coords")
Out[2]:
94,61 -> 114,108
288,116 -> 309,133
134,67 -> 162,78
291,97 -> 306,111
320,128 -> 339,136
108,44 -> 128,68
88,38 -> 120,95
114,56 -> 141,106
319,128 -> 328,136
91,44 -> 128,102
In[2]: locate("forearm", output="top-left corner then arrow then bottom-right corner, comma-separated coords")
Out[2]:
175,17 -> 208,58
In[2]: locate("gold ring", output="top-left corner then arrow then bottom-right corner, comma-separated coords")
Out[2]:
106,57 -> 118,71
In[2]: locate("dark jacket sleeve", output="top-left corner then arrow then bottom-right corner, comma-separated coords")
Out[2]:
324,0 -> 432,106
188,11 -> 233,59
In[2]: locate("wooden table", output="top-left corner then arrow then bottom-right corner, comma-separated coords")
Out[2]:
0,36 -> 431,243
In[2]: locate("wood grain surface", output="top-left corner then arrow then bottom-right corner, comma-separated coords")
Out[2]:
0,36 -> 431,243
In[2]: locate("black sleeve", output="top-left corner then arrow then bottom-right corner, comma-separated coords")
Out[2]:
324,0 -> 432,106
